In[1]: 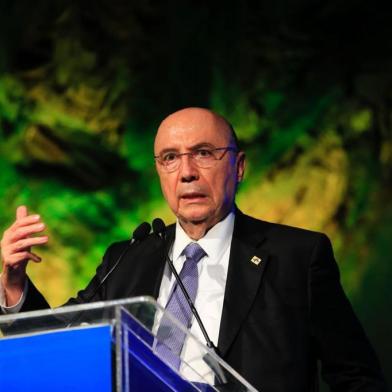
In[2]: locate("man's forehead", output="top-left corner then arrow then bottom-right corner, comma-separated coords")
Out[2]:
154,108 -> 232,151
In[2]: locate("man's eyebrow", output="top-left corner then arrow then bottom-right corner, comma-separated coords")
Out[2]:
156,143 -> 216,155
156,147 -> 179,155
189,142 -> 216,150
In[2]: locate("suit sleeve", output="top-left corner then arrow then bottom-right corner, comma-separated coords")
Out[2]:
19,242 -> 118,312
62,242 -> 119,306
20,277 -> 50,312
309,234 -> 388,391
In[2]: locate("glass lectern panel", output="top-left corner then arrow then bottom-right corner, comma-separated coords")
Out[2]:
0,296 -> 257,391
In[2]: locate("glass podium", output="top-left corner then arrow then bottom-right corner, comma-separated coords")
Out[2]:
0,296 -> 257,391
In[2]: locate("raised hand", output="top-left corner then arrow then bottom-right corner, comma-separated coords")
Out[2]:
0,206 -> 48,306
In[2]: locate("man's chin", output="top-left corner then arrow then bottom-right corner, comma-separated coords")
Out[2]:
177,206 -> 212,224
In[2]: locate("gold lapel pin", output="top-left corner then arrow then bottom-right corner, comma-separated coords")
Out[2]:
251,256 -> 262,266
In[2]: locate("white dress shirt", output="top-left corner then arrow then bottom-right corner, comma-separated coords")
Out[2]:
156,212 -> 234,381
0,278 -> 27,313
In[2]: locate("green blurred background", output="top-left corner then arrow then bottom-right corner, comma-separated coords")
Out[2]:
0,1 -> 391,387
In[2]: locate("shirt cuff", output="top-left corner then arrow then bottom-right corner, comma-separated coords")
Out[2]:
0,276 -> 28,314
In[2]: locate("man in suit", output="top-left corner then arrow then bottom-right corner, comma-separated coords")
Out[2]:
0,108 -> 388,391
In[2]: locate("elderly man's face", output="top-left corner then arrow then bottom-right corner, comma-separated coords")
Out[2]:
154,108 -> 245,231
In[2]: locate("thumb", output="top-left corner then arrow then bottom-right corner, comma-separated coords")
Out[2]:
16,205 -> 28,220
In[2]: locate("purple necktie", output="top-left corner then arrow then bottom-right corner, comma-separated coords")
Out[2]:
156,242 -> 206,369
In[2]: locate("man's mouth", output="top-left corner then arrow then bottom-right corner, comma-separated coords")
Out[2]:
180,192 -> 207,201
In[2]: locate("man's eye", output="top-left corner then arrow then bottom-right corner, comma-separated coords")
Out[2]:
195,149 -> 213,158
162,153 -> 177,162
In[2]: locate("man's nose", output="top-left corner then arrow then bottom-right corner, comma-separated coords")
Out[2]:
180,154 -> 199,182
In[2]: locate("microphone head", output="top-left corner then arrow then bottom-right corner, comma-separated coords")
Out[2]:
132,222 -> 151,241
152,218 -> 166,238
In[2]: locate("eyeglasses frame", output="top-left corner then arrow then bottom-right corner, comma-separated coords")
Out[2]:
154,146 -> 239,172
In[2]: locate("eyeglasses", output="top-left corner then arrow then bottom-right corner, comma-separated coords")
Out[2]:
154,147 -> 239,172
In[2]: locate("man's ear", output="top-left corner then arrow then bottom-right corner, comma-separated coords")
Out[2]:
236,152 -> 246,182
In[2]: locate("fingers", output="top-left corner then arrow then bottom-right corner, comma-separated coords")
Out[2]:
11,213 -> 41,229
8,222 -> 47,242
7,251 -> 42,265
12,236 -> 49,252
1,206 -> 48,272
5,206 -> 46,241
16,205 -> 28,220
0,206 -> 45,295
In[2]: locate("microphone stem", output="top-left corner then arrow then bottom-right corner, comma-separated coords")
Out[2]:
165,256 -> 217,352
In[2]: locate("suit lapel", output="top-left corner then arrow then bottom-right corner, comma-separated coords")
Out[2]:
218,212 -> 270,357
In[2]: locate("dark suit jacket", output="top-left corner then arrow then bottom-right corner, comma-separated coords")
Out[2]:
22,211 -> 387,391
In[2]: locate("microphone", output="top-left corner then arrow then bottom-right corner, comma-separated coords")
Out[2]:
152,218 -> 218,353
94,221 -> 151,296
131,222 -> 152,243
152,218 -> 166,239
66,222 -> 151,327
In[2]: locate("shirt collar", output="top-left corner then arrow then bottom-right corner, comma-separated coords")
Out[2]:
172,211 -> 235,264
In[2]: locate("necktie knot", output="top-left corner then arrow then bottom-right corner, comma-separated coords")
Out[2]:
182,242 -> 206,264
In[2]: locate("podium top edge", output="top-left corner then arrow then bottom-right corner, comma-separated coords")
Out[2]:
0,295 -> 158,323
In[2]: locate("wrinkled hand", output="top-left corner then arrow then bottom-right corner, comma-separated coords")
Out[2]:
0,206 -> 48,306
